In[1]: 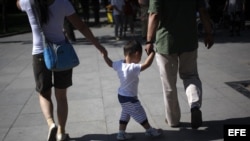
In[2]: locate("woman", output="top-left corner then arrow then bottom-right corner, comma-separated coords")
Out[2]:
16,0 -> 106,141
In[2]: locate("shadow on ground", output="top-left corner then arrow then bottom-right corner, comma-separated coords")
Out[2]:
70,117 -> 250,141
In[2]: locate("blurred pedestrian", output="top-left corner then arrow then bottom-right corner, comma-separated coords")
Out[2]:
138,0 -> 149,40
80,0 -> 90,24
224,0 -> 245,36
111,0 -> 125,40
91,0 -> 100,25
124,0 -> 135,37
106,3 -> 114,26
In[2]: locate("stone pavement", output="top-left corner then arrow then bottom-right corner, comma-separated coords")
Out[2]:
0,21 -> 250,141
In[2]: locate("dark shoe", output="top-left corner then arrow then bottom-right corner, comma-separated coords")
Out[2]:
191,107 -> 202,129
47,123 -> 57,141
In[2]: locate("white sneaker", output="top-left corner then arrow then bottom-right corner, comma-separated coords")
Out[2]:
116,132 -> 134,140
145,128 -> 162,137
47,123 -> 57,141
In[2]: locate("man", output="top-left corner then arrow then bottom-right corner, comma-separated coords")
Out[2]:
145,0 -> 214,129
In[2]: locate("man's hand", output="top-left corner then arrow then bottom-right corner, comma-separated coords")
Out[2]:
204,33 -> 214,49
145,43 -> 154,55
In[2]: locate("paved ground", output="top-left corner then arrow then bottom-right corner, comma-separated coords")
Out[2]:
0,18 -> 250,141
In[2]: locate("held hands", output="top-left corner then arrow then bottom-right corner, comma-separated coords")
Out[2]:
145,43 -> 155,55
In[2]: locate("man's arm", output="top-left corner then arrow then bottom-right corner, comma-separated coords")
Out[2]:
198,7 -> 214,49
145,12 -> 159,55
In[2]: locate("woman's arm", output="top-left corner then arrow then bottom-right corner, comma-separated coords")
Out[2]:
66,13 -> 107,55
103,54 -> 113,68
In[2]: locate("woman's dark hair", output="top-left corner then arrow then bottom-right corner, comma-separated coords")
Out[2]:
123,39 -> 142,56
34,0 -> 50,25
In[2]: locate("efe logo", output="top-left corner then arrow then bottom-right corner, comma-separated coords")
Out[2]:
228,129 -> 246,136
224,125 -> 250,141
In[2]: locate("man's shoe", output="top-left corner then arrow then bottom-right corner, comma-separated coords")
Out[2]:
191,107 -> 202,129
47,123 -> 57,141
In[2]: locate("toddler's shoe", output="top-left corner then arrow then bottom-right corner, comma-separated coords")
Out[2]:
145,127 -> 162,137
116,132 -> 134,140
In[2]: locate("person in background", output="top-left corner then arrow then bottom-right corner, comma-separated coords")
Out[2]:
208,0 -> 227,27
80,0 -> 90,24
138,0 -> 149,40
91,0 -> 100,25
16,0 -> 107,141
106,2 -> 114,26
111,0 -> 125,40
124,0 -> 135,37
145,0 -> 214,129
224,0 -> 245,36
102,39 -> 162,140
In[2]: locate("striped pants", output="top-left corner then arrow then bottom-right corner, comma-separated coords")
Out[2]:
118,95 -> 148,124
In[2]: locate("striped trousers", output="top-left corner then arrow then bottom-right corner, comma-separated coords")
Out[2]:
118,95 -> 148,124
